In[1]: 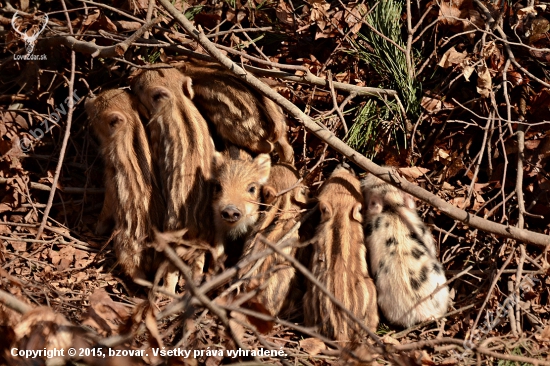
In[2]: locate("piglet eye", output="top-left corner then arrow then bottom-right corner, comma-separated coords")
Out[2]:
248,185 -> 256,194
213,182 -> 222,193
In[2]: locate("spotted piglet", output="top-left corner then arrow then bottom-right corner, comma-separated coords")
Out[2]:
361,171 -> 449,328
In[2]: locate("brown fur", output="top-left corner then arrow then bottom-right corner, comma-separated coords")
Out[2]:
304,166 -> 379,342
211,146 -> 271,260
177,59 -> 294,164
86,89 -> 164,280
131,66 -> 215,291
131,66 -> 214,237
239,163 -> 309,317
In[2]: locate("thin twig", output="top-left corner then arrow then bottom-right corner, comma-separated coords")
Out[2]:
405,0 -> 414,78
36,2 -> 77,239
515,245 -> 526,334
463,113 -> 492,209
144,0 -> 155,40
327,70 -> 347,133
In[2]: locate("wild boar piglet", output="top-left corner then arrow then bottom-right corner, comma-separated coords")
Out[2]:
179,59 -> 294,163
131,65 -> 215,236
304,166 -> 379,342
212,147 -> 271,260
239,163 -> 309,317
132,66 -> 215,291
361,171 -> 449,328
86,89 -> 164,281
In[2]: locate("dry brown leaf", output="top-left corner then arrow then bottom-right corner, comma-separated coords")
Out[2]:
82,288 -> 130,336
531,89 -> 550,121
276,1 -> 294,25
380,334 -> 400,345
451,196 -> 467,207
74,248 -> 92,268
307,0 -> 330,12
82,9 -> 100,26
345,4 -> 366,35
242,299 -> 274,334
412,350 -> 436,365
438,46 -> 467,68
439,358 -> 460,365
11,307 -> 73,365
517,6 -> 537,20
434,147 -> 451,162
205,355 -> 223,366
98,14 -> 117,32
398,166 -> 430,179
421,96 -> 454,112
481,41 -> 498,60
310,8 -> 325,24
442,182 -> 456,190
113,20 -> 142,31
476,65 -> 492,97
49,245 -> 75,270
439,0 -> 471,28
74,271 -> 88,284
299,337 -> 326,355
463,65 -> 475,81
539,325 -> 550,340
464,9 -> 484,36
228,311 -> 246,342
145,305 -> 163,348
11,240 -> 27,252
507,71 -> 524,86
1,111 -> 28,129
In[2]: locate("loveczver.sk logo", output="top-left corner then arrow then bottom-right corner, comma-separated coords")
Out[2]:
11,11 -> 48,57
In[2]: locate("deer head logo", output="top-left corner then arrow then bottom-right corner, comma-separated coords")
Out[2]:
11,11 -> 49,55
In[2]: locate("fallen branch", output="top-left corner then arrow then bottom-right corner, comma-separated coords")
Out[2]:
34,30 -> 397,97
0,289 -> 32,314
157,0 -> 550,247
43,16 -> 160,58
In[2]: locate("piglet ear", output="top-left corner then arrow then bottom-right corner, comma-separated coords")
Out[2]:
294,186 -> 309,205
212,150 -> 224,168
319,201 -> 333,222
254,154 -> 271,185
403,192 -> 417,210
352,202 -> 363,223
262,185 -> 277,204
367,195 -> 383,216
182,76 -> 194,99
84,96 -> 96,118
